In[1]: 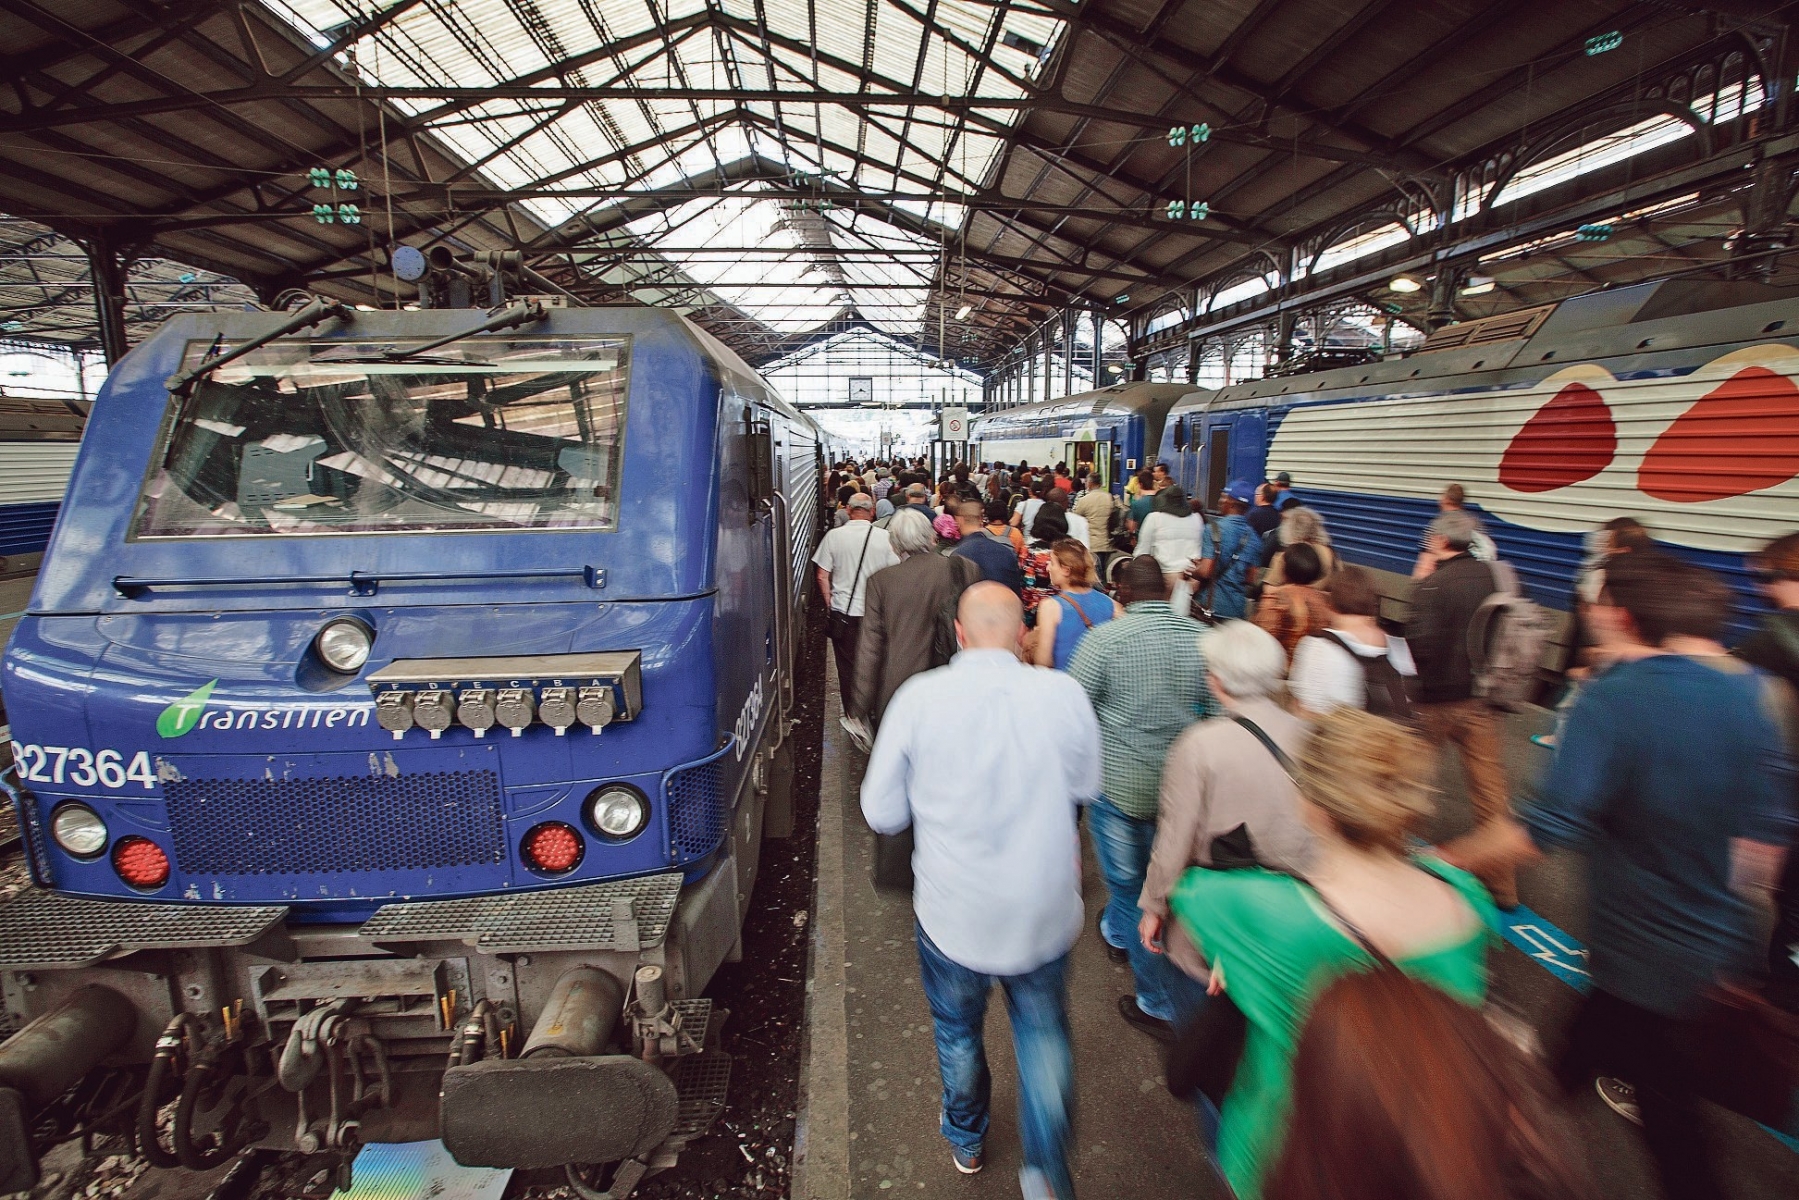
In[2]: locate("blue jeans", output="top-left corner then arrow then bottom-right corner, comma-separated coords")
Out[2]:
915,924 -> 1077,1200
1087,797 -> 1209,1024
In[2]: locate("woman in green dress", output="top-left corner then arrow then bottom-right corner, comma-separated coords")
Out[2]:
1168,707 -> 1500,1200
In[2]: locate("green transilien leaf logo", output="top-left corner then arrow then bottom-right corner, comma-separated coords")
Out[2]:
156,680 -> 218,739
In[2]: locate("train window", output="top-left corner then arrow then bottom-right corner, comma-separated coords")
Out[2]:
132,336 -> 631,538
745,409 -> 774,520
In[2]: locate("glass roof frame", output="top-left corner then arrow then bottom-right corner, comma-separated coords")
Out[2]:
265,0 -> 1068,348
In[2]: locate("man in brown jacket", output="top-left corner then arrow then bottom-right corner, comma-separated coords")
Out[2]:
851,508 -> 980,730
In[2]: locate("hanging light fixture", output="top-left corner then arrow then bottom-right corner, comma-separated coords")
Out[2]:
955,304 -> 972,320
1460,275 -> 1496,296
1387,274 -> 1423,294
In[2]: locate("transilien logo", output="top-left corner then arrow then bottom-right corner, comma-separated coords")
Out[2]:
156,680 -> 218,738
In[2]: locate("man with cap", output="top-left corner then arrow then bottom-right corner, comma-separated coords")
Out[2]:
1192,481 -> 1258,620
1269,471 -> 1299,510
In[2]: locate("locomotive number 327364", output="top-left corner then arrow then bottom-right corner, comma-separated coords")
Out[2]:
10,744 -> 157,790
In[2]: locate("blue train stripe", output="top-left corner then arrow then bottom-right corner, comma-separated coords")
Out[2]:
0,501 -> 59,557
1293,486 -> 1773,641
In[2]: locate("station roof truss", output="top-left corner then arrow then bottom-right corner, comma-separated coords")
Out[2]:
0,1 -> 1795,374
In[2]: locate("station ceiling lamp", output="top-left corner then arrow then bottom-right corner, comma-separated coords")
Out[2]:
1387,274 -> 1424,294
954,304 -> 972,320
1460,275 -> 1497,296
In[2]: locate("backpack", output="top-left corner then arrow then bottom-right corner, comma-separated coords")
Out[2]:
1467,561 -> 1556,712
1105,499 -> 1126,541
1321,630 -> 1416,721
928,556 -> 983,668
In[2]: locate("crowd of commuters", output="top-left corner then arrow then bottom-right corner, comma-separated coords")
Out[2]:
823,453 -> 1798,1200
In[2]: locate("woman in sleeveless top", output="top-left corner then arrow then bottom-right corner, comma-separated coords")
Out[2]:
1169,708 -> 1497,1200
1032,539 -> 1122,668
1019,504 -> 1069,619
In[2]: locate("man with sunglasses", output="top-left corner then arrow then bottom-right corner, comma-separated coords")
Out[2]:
1737,531 -> 1799,1013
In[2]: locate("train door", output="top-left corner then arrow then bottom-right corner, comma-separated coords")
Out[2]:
1200,418 -> 1231,512
1199,412 -> 1268,510
1169,413 -> 1200,495
1070,438 -> 1102,489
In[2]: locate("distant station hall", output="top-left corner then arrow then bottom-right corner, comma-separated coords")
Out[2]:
2,4 -> 1799,1200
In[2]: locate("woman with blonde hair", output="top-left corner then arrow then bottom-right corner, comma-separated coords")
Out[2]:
1031,539 -> 1122,669
1263,505 -> 1337,586
1167,707 -> 1498,1200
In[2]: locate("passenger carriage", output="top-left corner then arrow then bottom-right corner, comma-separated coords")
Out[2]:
971,382 -> 1189,494
1159,278 -> 1799,632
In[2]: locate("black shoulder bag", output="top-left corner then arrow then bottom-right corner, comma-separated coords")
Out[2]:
1164,715 -> 1296,1104
827,524 -> 876,640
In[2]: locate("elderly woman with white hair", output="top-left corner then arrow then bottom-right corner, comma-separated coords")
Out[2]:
1137,620 -> 1317,986
1262,505 -> 1337,587
850,508 -> 981,731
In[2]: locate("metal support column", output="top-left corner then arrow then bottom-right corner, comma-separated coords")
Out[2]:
1062,309 -> 1077,397
1042,325 -> 1054,401
1272,311 -> 1296,365
1091,310 -> 1104,385
83,235 -> 132,366
1426,268 -> 1462,330
1731,152 -> 1796,279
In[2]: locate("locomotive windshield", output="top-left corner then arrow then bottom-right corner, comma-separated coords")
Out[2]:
130,335 -> 630,538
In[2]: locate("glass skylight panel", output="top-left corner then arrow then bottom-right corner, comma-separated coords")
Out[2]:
1306,222 -> 1414,277
1209,273 -> 1277,312
265,0 -> 1067,342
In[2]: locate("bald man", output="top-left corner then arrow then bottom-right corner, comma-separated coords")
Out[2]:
861,582 -> 1100,1197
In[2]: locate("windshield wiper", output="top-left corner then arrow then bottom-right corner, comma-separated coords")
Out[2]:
164,297 -> 353,396
323,353 -> 494,368
382,300 -> 547,362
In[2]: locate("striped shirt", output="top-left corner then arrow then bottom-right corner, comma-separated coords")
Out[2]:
1066,601 -> 1221,819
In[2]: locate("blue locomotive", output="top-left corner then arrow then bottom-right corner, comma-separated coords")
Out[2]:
1158,278 -> 1799,621
0,296 -> 822,1195
971,382 -> 1189,493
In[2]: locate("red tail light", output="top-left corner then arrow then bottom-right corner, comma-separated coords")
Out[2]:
521,822 -> 583,874
113,837 -> 171,890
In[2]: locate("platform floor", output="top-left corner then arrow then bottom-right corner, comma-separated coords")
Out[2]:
794,655 -> 1799,1200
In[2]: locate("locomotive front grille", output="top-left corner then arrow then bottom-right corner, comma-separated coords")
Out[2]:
164,769 -> 505,875
666,757 -> 726,858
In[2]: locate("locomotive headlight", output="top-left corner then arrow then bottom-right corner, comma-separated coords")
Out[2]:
51,803 -> 108,858
585,785 -> 648,841
315,619 -> 373,674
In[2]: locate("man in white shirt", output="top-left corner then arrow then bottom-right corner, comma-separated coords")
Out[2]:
861,583 -> 1100,1198
813,495 -> 898,717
